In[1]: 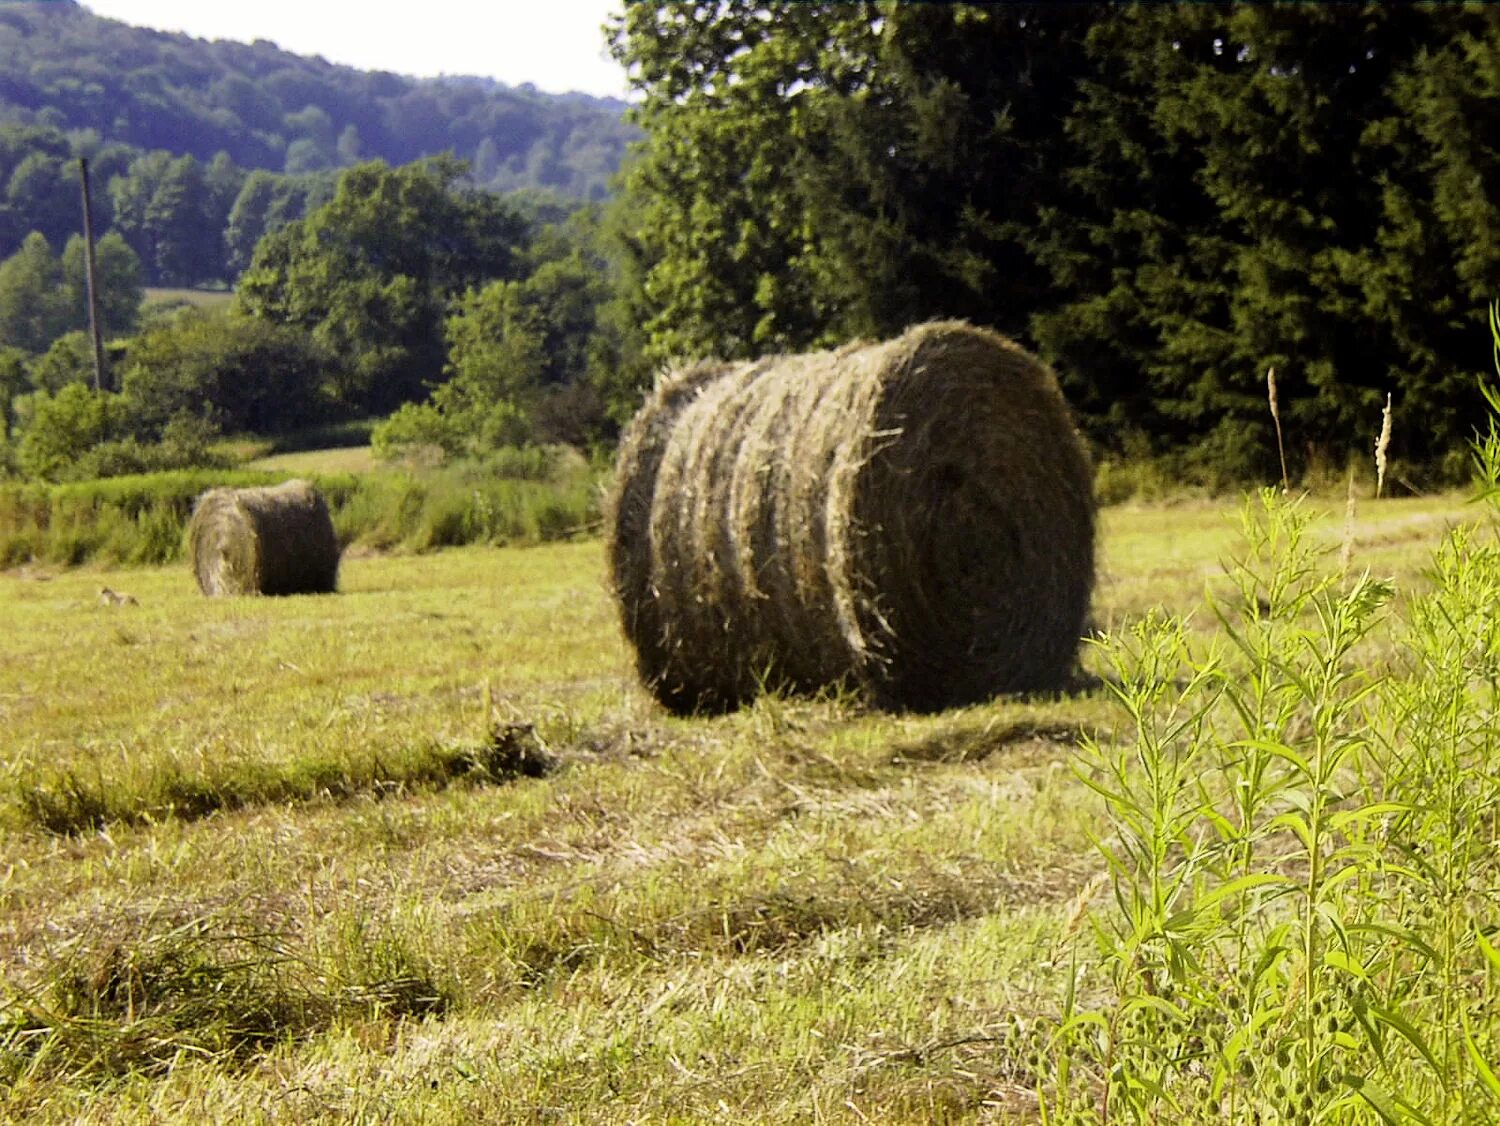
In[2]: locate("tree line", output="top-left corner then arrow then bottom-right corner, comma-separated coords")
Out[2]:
607,3 -> 1500,482
6,3 -> 1500,487
0,0 -> 634,275
0,155 -> 629,481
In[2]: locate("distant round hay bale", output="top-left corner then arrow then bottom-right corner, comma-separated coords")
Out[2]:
606,321 -> 1096,714
188,479 -> 340,596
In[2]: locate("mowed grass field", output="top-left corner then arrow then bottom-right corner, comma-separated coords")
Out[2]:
0,491 -> 1473,1122
244,446 -> 379,475
141,287 -> 235,312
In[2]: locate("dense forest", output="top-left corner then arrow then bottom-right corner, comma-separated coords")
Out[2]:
611,3 -> 1500,482
0,0 -> 634,284
5,3 -> 1500,489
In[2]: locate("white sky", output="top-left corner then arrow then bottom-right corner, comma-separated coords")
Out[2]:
81,0 -> 632,100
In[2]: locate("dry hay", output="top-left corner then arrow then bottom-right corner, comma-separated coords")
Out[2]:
606,321 -> 1096,714
188,479 -> 340,596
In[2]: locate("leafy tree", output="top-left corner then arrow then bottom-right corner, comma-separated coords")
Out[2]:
60,230 -> 144,341
203,150 -> 246,223
106,149 -> 173,280
120,308 -> 331,436
1031,5 -> 1489,473
0,232 -> 68,353
0,227 -> 141,376
471,136 -> 501,185
336,125 -> 363,166
5,152 -> 80,252
284,138 -> 333,175
224,170 -> 279,274
16,381 -> 123,480
236,156 -> 528,415
27,330 -> 95,394
0,345 -> 26,439
284,105 -> 336,151
375,207 -> 628,455
612,2 -> 1500,475
608,3 -> 1093,365
145,154 -> 223,285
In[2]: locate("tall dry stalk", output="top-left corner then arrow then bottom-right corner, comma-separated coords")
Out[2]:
1267,367 -> 1289,494
1376,392 -> 1393,498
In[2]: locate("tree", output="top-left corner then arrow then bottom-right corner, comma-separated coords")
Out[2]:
203,150 -> 246,226
27,330 -> 95,394
336,124 -> 363,166
121,308 -> 331,436
61,230 -> 144,340
16,381 -> 122,480
0,345 -> 25,440
106,149 -> 173,282
0,232 -> 68,353
607,3 -> 1094,367
145,154 -> 223,285
223,170 -> 278,275
1030,5 -> 1483,473
5,152 -> 78,252
236,156 -> 528,414
375,207 -> 628,454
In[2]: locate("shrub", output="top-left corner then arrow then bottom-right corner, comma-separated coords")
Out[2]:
17,383 -> 124,481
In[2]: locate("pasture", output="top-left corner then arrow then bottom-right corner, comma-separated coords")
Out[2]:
244,446 -> 379,476
0,491 -> 1480,1122
140,287 -> 235,313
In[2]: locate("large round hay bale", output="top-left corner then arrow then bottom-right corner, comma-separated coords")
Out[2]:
606,321 -> 1095,714
188,479 -> 340,596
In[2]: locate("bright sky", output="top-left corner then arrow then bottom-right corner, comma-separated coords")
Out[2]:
81,0 -> 632,100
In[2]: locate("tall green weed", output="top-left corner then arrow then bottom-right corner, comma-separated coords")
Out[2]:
1045,327 -> 1500,1121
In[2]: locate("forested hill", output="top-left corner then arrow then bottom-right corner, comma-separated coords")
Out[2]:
0,0 -> 633,198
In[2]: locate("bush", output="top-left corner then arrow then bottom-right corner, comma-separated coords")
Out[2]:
17,383 -> 124,481
120,309 -> 334,438
370,401 -> 458,462
27,331 -> 95,394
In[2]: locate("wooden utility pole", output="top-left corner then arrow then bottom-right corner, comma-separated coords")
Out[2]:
78,157 -> 107,392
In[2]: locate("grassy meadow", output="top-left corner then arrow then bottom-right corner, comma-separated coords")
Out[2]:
141,288 -> 235,313
0,488 -> 1483,1123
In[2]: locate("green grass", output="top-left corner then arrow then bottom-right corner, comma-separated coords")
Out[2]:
0,454 -> 601,566
0,491 -> 1475,1121
141,287 -> 234,312
245,445 -> 378,475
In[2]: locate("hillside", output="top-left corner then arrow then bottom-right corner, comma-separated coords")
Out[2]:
0,0 -> 633,196
0,0 -> 635,284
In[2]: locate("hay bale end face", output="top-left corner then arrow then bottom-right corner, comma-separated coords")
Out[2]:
606,321 -> 1096,714
188,479 -> 341,596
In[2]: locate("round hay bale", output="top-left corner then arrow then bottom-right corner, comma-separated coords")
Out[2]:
606,321 -> 1096,714
188,479 -> 341,596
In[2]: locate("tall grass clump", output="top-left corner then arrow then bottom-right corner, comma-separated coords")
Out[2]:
0,447 -> 600,567
1043,322 -> 1500,1123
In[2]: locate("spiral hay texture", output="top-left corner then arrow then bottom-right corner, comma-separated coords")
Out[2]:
607,321 -> 1096,714
188,479 -> 340,596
